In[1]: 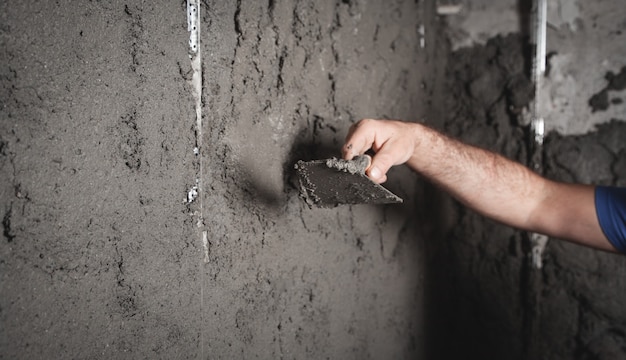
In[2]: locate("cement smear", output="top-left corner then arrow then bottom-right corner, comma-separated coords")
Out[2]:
326,155 -> 370,174
589,66 -> 626,113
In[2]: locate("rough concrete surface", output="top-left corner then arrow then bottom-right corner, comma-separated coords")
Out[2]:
1,0 -> 444,359
425,34 -> 532,359
444,0 -> 626,135
443,0 -> 522,50
539,0 -> 626,135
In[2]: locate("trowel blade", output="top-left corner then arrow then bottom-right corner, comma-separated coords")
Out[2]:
294,156 -> 403,208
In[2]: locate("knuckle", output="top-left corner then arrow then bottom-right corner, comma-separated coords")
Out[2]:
355,118 -> 372,128
363,118 -> 375,126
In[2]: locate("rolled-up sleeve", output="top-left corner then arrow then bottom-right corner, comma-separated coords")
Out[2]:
595,186 -> 626,253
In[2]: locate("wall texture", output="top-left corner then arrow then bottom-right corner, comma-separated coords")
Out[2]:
1,1 -> 200,358
1,0 -> 445,358
444,0 -> 626,135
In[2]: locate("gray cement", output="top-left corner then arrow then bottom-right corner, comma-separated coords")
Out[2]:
326,155 -> 370,174
1,1 -> 200,358
295,156 -> 402,207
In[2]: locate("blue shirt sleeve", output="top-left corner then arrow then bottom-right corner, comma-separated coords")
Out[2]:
595,186 -> 626,253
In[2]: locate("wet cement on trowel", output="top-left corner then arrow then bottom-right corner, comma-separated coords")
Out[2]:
295,155 -> 403,208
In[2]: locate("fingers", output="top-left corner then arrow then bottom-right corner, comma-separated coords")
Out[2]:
342,119 -> 376,160
342,118 -> 420,183
342,119 -> 411,184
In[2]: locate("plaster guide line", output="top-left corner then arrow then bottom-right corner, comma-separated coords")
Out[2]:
187,1 -> 206,358
529,0 -> 548,269
186,1 -> 204,240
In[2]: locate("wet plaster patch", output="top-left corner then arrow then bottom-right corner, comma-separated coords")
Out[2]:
539,0 -> 626,134
0,0 -> 443,358
442,0 -> 625,135
588,66 -> 626,113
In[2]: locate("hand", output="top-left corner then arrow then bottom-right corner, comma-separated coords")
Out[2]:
342,119 -> 420,183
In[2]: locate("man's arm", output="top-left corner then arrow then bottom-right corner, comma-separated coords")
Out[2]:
342,119 -> 617,252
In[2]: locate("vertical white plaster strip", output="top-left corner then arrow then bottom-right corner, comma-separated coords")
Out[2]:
187,2 -> 204,234
187,0 -> 205,357
530,0 -> 548,269
202,230 -> 209,263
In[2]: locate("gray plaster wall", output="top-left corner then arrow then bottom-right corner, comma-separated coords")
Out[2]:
1,0 -> 444,358
1,1 -> 200,358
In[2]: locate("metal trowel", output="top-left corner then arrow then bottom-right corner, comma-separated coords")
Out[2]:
294,155 -> 403,208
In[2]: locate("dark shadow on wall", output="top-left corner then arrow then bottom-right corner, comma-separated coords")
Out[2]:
423,31 -> 533,360
231,123 -> 342,212
233,162 -> 284,210
517,0 -> 537,83
283,125 -> 342,194
517,0 -> 532,39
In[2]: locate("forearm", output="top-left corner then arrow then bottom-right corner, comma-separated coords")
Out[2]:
407,123 -> 545,230
407,123 -> 615,251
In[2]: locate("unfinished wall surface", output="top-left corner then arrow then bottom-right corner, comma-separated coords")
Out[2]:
529,123 -> 626,360
427,33 -> 626,360
539,0 -> 626,134
444,0 -> 626,135
1,0 -> 445,358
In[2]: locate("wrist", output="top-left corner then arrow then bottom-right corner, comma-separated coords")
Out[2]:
407,122 -> 429,169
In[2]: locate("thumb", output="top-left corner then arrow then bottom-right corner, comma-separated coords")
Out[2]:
367,150 -> 395,183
